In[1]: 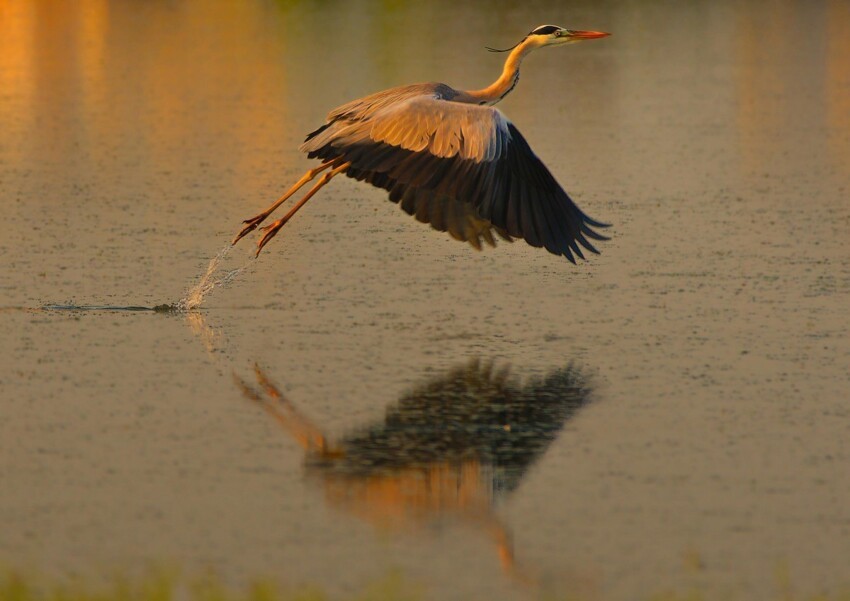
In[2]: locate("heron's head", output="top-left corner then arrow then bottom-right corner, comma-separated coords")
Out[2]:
487,25 -> 610,53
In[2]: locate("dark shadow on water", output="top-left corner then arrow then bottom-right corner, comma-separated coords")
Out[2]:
41,303 -> 179,313
235,358 -> 594,584
309,360 -> 588,491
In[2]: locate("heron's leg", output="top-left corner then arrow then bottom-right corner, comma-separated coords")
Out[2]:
234,365 -> 343,458
251,365 -> 342,456
255,161 -> 351,256
232,160 -> 335,245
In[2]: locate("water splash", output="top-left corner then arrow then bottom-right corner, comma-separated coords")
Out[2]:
38,245 -> 251,315
177,245 -> 251,311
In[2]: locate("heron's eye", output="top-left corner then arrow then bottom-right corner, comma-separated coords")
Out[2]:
554,31 -> 562,37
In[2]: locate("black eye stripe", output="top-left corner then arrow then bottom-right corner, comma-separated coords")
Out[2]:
529,25 -> 560,36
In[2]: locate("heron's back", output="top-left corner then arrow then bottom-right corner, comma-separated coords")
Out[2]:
302,82 -> 459,146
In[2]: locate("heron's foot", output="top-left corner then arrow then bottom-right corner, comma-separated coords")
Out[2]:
232,213 -> 269,246
255,217 -> 289,257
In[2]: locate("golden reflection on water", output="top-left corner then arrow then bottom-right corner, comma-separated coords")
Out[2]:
0,0 -> 293,187
736,1 -> 850,174
235,359 -> 592,583
185,310 -> 223,357
826,0 -> 850,161
0,2 -> 35,138
4,0 -> 846,208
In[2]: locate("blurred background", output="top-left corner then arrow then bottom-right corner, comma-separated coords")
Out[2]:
1,1 -> 849,600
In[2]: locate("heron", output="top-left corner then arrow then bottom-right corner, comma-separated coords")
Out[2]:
233,25 -> 611,263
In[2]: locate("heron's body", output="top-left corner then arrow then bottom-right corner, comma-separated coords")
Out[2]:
233,25 -> 611,263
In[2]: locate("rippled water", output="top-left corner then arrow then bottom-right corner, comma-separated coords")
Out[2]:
1,1 -> 849,600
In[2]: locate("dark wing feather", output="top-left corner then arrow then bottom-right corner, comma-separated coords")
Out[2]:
300,93 -> 609,261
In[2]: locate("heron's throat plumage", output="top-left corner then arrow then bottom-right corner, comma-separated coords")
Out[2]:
463,38 -> 535,106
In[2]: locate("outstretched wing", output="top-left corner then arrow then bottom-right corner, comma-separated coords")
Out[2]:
300,93 -> 609,262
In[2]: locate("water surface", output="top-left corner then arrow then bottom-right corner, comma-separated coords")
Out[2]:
1,1 -> 849,600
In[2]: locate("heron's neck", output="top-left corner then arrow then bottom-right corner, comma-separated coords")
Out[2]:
463,39 -> 536,106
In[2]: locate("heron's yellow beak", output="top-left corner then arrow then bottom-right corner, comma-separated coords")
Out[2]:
546,29 -> 610,47
565,30 -> 610,41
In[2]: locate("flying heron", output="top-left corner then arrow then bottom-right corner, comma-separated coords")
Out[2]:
233,25 -> 611,263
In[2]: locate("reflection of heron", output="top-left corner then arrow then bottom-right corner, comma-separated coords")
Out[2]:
233,25 -> 611,262
235,359 -> 593,580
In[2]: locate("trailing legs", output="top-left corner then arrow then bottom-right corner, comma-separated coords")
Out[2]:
231,159 -> 336,246
252,161 -> 351,256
